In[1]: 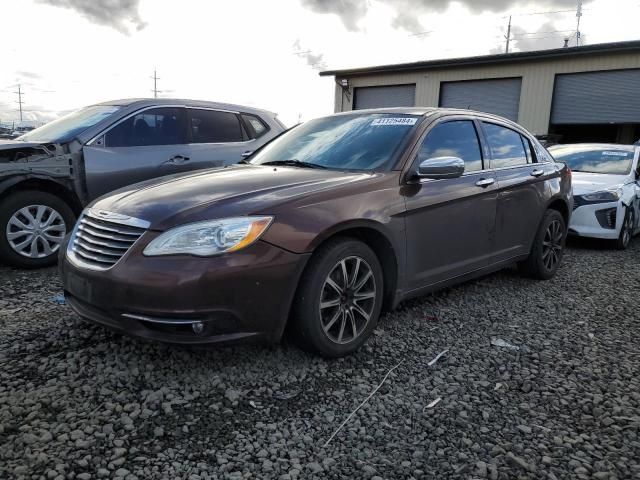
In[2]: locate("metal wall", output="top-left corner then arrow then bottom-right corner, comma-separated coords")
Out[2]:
333,51 -> 640,135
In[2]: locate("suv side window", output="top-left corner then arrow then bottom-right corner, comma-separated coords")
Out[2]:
482,122 -> 527,168
241,113 -> 269,138
418,120 -> 483,173
189,109 -> 243,143
105,108 -> 186,147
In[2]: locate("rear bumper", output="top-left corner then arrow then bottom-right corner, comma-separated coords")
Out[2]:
60,238 -> 310,345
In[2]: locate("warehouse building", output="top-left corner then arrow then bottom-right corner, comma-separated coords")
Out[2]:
320,40 -> 640,144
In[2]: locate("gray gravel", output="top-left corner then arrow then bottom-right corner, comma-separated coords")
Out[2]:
1,239 -> 639,479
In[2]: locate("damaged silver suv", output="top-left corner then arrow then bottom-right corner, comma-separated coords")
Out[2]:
0,99 -> 284,268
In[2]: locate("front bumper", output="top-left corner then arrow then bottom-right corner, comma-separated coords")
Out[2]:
60,237 -> 310,345
569,200 -> 623,240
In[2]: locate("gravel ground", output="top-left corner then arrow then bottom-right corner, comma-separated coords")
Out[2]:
1,239 -> 639,480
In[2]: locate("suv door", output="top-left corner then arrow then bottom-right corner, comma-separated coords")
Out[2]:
82,107 -> 189,200
186,108 -> 253,169
404,118 -> 497,290
481,121 -> 554,262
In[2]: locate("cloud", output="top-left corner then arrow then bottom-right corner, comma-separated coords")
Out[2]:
511,21 -> 573,51
293,39 -> 326,70
36,0 -> 146,34
302,0 -> 579,34
16,71 -> 42,80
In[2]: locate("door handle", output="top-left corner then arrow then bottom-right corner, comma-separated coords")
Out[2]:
167,155 -> 190,164
241,150 -> 254,158
475,178 -> 495,188
531,169 -> 545,177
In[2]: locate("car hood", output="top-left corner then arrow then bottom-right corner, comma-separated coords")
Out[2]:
0,139 -> 49,150
571,172 -> 627,195
91,164 -> 374,230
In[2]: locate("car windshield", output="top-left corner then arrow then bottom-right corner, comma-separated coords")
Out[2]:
549,145 -> 635,175
20,105 -> 121,143
250,113 -> 421,171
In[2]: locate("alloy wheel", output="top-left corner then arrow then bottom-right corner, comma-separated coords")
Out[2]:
542,219 -> 563,271
319,256 -> 377,345
6,205 -> 67,258
621,212 -> 633,247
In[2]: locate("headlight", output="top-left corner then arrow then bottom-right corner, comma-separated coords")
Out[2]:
143,216 -> 273,257
582,190 -> 621,202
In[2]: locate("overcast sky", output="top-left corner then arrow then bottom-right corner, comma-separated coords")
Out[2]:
1,0 -> 638,127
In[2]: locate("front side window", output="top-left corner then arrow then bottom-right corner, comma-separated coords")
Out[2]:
418,120 -> 483,173
104,108 -> 186,147
483,122 -> 527,168
189,109 -> 243,143
250,113 -> 420,171
549,145 -> 635,175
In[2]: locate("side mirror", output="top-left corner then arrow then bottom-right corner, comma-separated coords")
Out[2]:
417,156 -> 465,179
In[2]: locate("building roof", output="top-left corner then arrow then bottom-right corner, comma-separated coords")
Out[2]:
320,40 -> 640,77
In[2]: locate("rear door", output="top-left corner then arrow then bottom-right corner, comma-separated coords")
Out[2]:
82,107 -> 189,199
481,121 -> 554,262
186,108 -> 253,169
404,117 -> 498,290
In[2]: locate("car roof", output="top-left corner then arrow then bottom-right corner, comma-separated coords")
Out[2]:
91,98 -> 276,117
548,143 -> 637,152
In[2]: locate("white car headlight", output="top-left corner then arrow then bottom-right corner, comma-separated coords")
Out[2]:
582,190 -> 621,202
143,216 -> 273,257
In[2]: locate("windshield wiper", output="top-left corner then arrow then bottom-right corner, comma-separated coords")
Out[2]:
261,159 -> 327,169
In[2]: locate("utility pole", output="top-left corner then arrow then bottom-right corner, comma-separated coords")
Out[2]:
14,84 -> 24,122
505,15 -> 512,53
575,0 -> 583,46
151,69 -> 160,98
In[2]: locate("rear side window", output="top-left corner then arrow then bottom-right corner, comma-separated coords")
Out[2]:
105,108 -> 186,147
189,109 -> 243,143
483,122 -> 527,168
418,120 -> 483,173
241,113 -> 268,138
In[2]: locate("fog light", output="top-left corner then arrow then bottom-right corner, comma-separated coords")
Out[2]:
192,321 -> 205,335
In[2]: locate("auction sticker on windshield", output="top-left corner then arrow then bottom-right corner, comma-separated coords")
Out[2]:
371,117 -> 418,126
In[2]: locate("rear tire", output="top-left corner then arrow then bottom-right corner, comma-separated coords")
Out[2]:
615,207 -> 634,250
0,191 -> 76,268
291,237 -> 384,357
518,209 -> 566,280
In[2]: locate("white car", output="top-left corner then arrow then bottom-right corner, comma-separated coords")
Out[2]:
549,143 -> 640,249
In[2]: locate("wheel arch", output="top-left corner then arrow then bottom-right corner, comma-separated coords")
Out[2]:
546,197 -> 570,225
0,175 -> 83,216
306,220 -> 400,311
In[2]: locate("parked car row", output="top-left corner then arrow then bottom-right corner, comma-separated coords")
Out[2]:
0,99 -> 285,268
2,100 -> 638,356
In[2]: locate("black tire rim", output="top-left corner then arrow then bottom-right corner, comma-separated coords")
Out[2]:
621,211 -> 633,247
319,256 -> 376,345
542,219 -> 563,271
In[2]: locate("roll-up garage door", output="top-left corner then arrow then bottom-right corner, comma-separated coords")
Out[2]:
551,69 -> 640,124
439,78 -> 522,121
353,84 -> 416,110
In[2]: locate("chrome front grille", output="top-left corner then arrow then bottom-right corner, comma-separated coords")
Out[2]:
69,209 -> 149,270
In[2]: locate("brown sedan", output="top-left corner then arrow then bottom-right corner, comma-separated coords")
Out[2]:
60,108 -> 572,357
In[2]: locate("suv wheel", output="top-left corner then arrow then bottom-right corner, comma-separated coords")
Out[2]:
518,209 -> 566,280
615,207 -> 634,250
292,238 -> 384,357
0,191 -> 76,268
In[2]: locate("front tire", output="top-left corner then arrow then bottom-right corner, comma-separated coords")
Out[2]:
291,238 -> 384,357
615,207 -> 634,250
518,209 -> 566,280
0,191 -> 76,268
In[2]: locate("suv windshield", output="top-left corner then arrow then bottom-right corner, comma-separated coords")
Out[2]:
250,113 -> 420,171
20,105 -> 121,143
549,145 -> 635,175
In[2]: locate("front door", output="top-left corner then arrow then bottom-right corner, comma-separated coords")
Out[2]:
82,107 -> 189,200
404,118 -> 497,291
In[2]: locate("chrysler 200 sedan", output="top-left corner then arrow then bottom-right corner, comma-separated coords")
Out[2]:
60,108 -> 572,357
